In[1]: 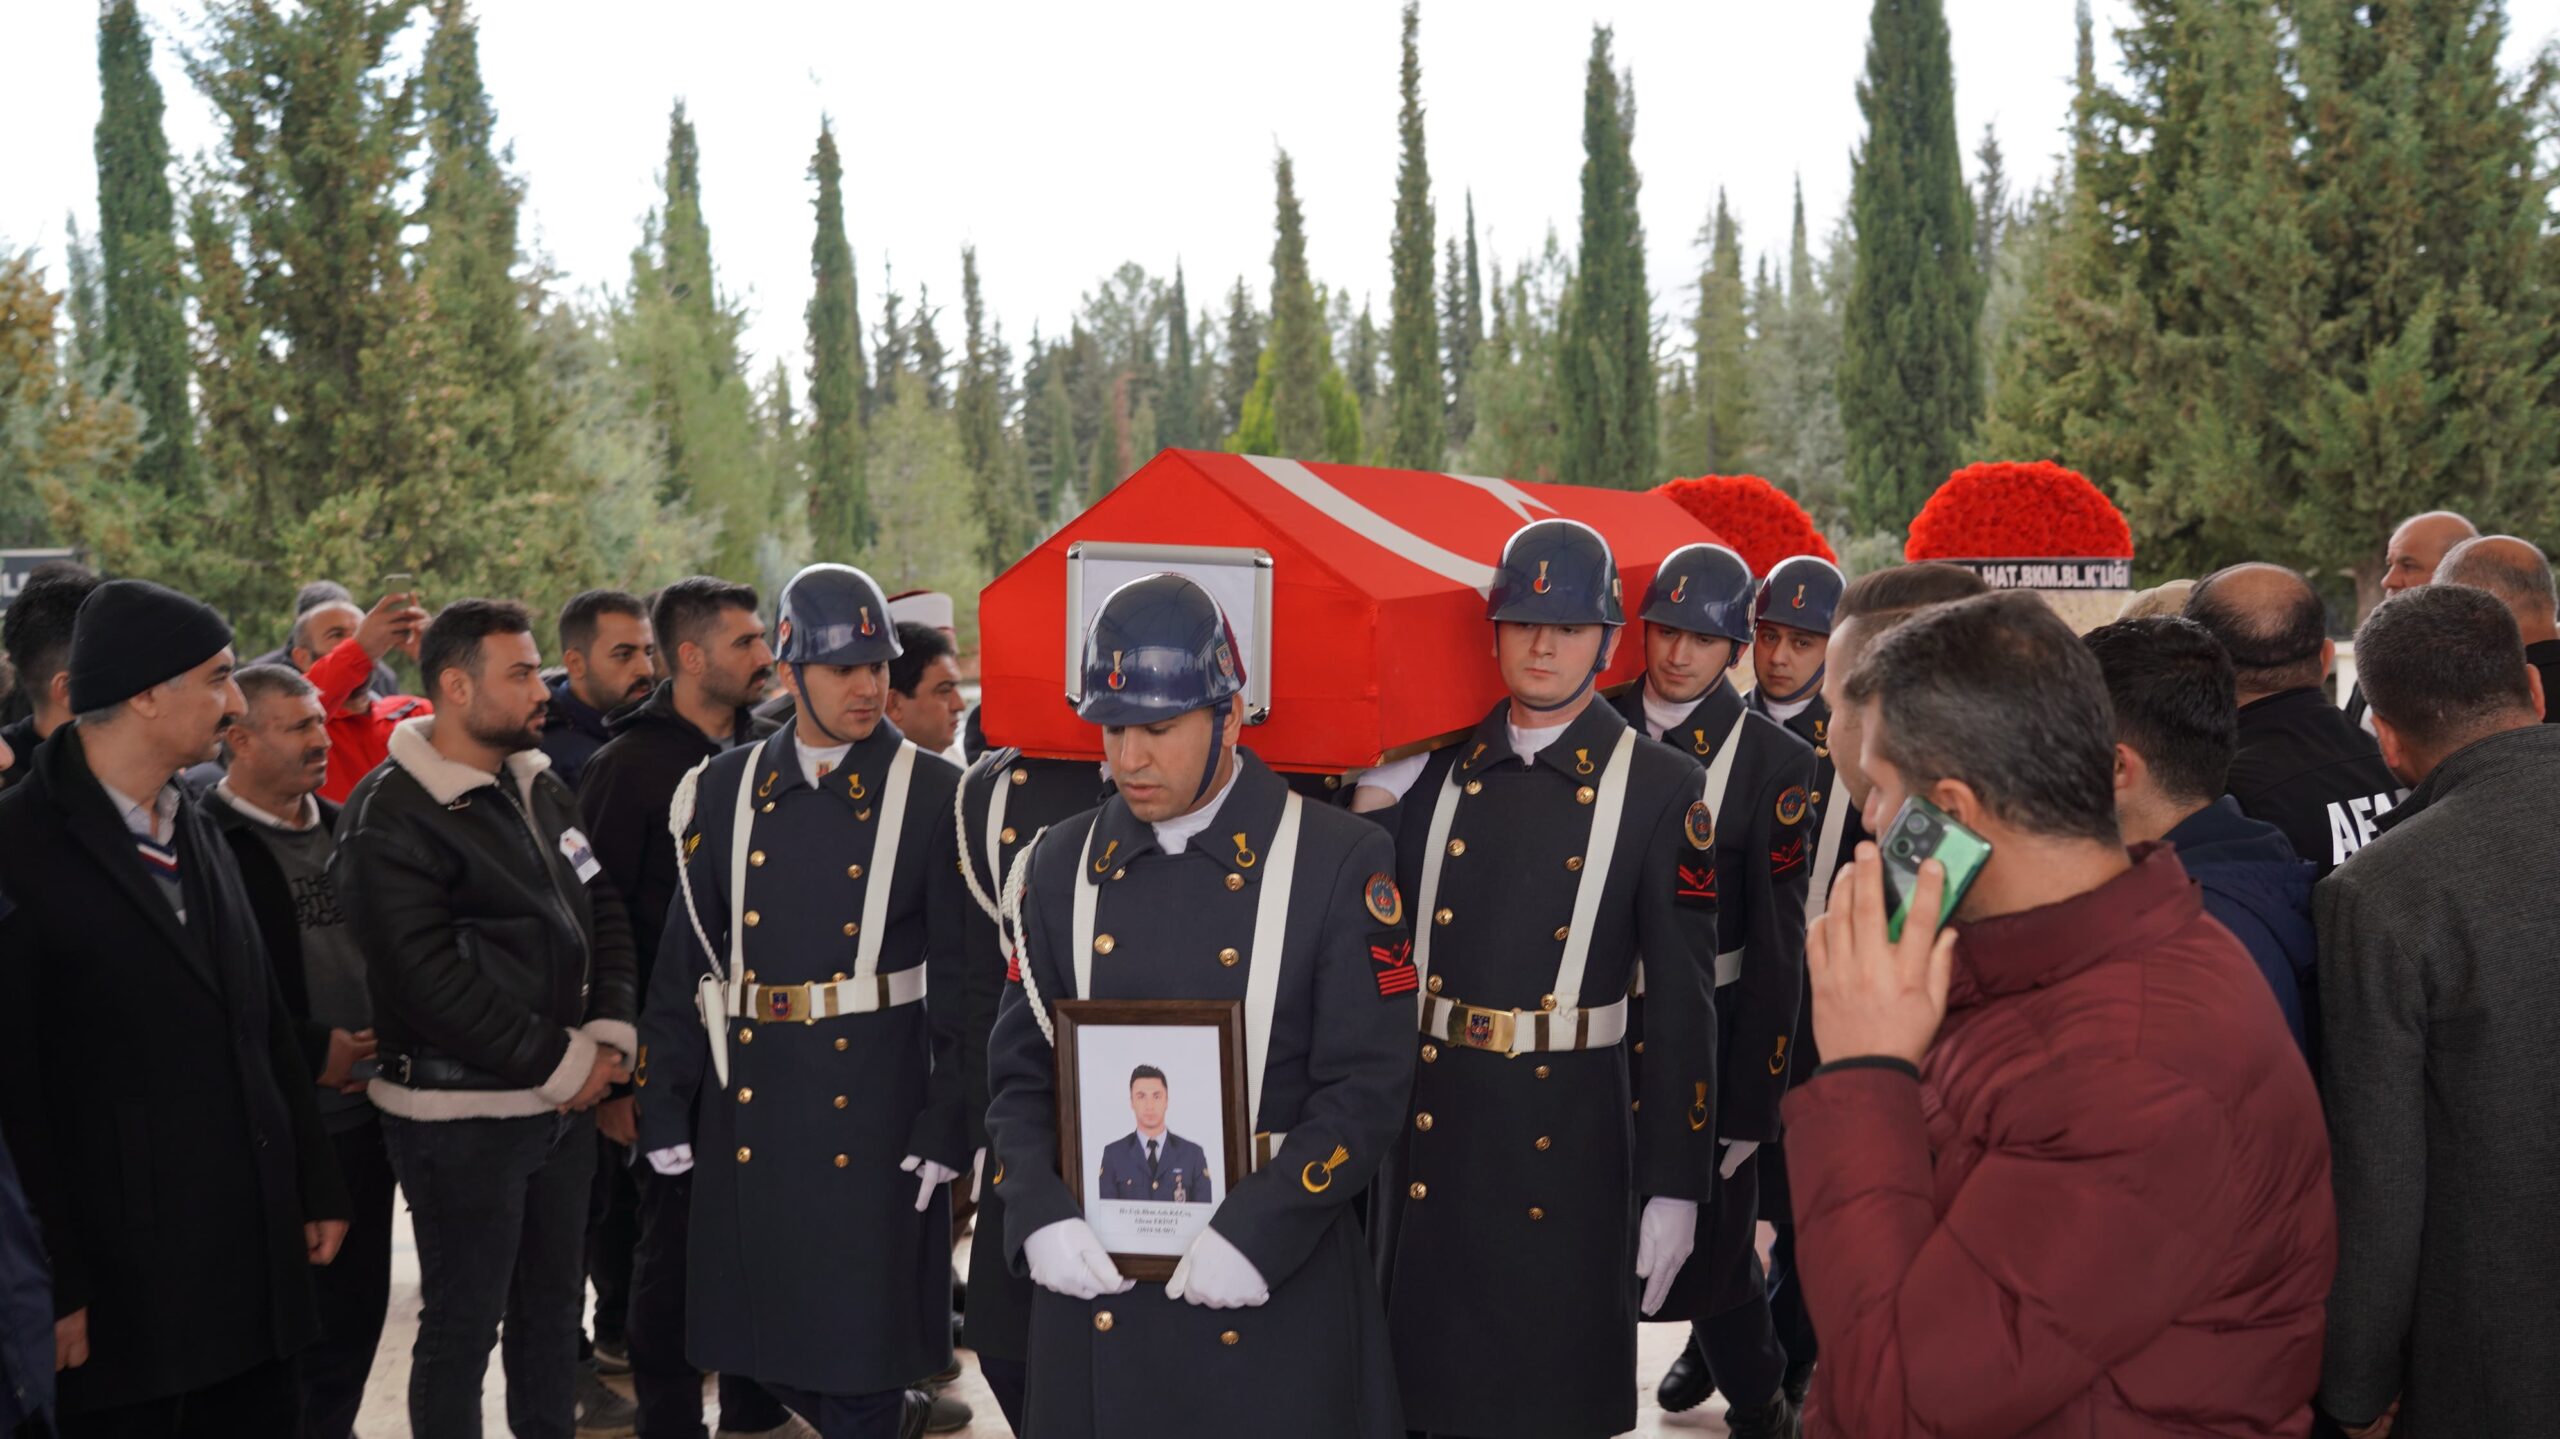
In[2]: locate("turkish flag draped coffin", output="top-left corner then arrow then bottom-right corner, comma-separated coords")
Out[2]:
979,449 -> 1721,772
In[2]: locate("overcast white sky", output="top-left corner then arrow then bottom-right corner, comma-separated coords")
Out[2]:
9,1 -> 2558,378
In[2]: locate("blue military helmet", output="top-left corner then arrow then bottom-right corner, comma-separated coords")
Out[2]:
775,563 -> 904,667
1754,555 -> 1847,637
1641,543 -> 1757,650
1074,573 -> 1246,728
1075,573 -> 1248,805
1485,518 -> 1625,628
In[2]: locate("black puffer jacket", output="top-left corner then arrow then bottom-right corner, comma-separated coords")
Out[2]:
334,716 -> 638,1119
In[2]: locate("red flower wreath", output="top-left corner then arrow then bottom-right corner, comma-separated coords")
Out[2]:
1904,461 -> 2132,560
1653,475 -> 1838,576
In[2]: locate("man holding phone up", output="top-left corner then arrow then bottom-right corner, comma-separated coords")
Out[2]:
1609,543 -> 1816,1439
1783,591 -> 2333,1438
294,582 -> 433,802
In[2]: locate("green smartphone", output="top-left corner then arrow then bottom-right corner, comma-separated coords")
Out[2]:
1877,795 -> 1993,941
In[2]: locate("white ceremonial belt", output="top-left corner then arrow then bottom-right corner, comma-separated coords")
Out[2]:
1629,946 -> 1745,997
731,966 -> 927,1024
1420,992 -> 1630,1056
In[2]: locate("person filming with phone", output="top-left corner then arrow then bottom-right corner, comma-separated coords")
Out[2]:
293,581 -> 433,803
1782,591 -> 2334,1438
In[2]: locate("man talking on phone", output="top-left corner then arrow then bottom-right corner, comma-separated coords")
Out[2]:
1782,591 -> 2333,1438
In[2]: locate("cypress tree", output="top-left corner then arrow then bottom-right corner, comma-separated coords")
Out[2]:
93,0 -> 194,495
1385,1 -> 1445,468
1972,124 -> 2009,277
1839,0 -> 1982,530
873,275 -> 908,413
1442,194 -> 1485,445
1263,151 -> 1328,457
1219,276 -> 1263,436
912,285 -> 948,409
1159,262 -> 1202,450
806,118 -> 870,552
1037,348 -> 1080,518
1556,28 -> 1656,490
959,247 -> 1035,568
1691,190 -> 1753,472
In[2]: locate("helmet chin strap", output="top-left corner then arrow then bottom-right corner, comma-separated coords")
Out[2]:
1193,714 -> 1229,806
1519,627 -> 1617,713
1759,662 -> 1826,706
793,662 -> 857,747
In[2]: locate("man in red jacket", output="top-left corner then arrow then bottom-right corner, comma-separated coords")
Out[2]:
1784,591 -> 2334,1438
294,589 -> 431,802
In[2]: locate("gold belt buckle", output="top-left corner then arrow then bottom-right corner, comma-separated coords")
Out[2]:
759,983 -> 812,1024
1449,1001 -> 1516,1054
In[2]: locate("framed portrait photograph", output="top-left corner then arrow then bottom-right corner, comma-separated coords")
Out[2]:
1054,998 -> 1251,1281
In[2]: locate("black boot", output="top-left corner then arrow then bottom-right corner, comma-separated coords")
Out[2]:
1654,1329 -> 1715,1414
896,1387 -> 933,1439
1783,1357 -> 1817,1407
1725,1391 -> 1802,1439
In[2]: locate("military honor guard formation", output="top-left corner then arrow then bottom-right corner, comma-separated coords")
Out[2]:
10,452 -> 2560,1439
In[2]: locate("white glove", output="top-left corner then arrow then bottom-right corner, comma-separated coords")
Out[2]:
1163,1224 -> 1270,1309
1634,1196 -> 1699,1316
1023,1218 -> 1135,1300
646,1144 -> 694,1176
901,1154 -> 961,1212
1719,1138 -> 1761,1180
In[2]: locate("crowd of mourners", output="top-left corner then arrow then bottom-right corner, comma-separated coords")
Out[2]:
0,502 -> 2550,1439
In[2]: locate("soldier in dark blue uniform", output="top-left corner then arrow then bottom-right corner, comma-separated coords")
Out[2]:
1743,552 -> 1855,1412
985,574 -> 1413,1439
955,739 -> 1108,1433
1614,543 -> 1815,1438
1361,520 -> 1722,1439
635,563 -> 970,1439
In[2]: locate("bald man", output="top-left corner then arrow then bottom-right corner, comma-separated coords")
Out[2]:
2438,535 -> 2560,724
2186,564 -> 2403,875
2347,512 -> 2480,733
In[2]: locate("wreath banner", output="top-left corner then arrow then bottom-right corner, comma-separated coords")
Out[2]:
1937,557 -> 2134,591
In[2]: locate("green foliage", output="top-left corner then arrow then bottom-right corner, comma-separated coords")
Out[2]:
1664,190 -> 1752,476
1441,193 -> 1484,447
1253,152 -> 1340,460
859,371 -> 982,620
3,251 -> 143,549
959,247 -> 1038,571
1840,0 -> 1982,530
1218,276 -> 1263,439
805,119 -> 870,553
1158,263 -> 1206,452
1385,2 -> 1445,469
1453,234 -> 1571,483
1556,28 -> 1655,490
93,0 -> 194,498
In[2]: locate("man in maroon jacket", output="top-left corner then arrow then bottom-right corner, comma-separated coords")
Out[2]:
1783,592 -> 2334,1438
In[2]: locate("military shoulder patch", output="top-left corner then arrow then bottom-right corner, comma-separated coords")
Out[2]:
1769,836 -> 1807,878
1369,934 -> 1419,998
1683,799 -> 1716,851
1364,872 -> 1405,926
1775,786 -> 1810,827
1675,858 -> 1718,906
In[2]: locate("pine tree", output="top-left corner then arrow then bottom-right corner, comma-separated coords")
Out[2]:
93,0 -> 194,496
1384,1 -> 1444,468
1685,190 -> 1752,473
873,274 -> 908,414
1159,262 -> 1203,450
624,100 -> 770,577
1442,194 -> 1485,446
958,247 -> 1035,569
1840,0 -> 1982,530
1556,28 -> 1656,490
806,118 -> 870,552
1973,123 -> 2009,277
1230,151 -> 1362,462
912,285 -> 948,409
1219,276 -> 1263,436
1036,345 -> 1080,518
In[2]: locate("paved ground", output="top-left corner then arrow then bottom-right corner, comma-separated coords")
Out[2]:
360,1208 -> 1748,1437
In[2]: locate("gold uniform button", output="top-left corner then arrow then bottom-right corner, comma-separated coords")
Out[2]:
846,864 -> 863,880
1094,934 -> 1116,955
1408,1182 -> 1427,1200
1112,868 -> 1127,881
1218,947 -> 1240,968
1533,1064 -> 1551,1080
1426,975 -> 1444,994
1225,873 -> 1244,892
1415,1112 -> 1434,1132
737,1088 -> 753,1103
1220,1329 -> 1241,1345
1529,1206 -> 1546,1221
1633,1040 -> 1645,1054
736,1147 -> 751,1163
834,1153 -> 849,1168
1632,1100 -> 1642,1112
1565,856 -> 1583,871
1420,1043 -> 1439,1064
1000,826 -> 1018,844
743,910 -> 761,927
1011,768 -> 1029,786
834,1037 -> 849,1052
1534,1135 -> 1551,1151
1094,1311 -> 1114,1332
761,802 -> 776,813
1810,790 -> 1824,806
1540,993 -> 1558,1011
1576,786 -> 1596,805
1552,926 -> 1569,942
842,922 -> 859,937
748,850 -> 766,867
833,972 -> 847,982
1464,779 -> 1483,796
1434,908 -> 1454,927
744,970 -> 757,983
1446,838 -> 1466,858
833,1095 -> 848,1109
737,1027 -> 755,1044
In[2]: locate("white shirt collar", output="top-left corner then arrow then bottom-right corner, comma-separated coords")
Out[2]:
1761,690 -> 1815,723
100,778 -> 180,845
798,739 -> 853,790
1153,759 -> 1243,856
1641,680 -> 1705,741
214,778 -> 320,832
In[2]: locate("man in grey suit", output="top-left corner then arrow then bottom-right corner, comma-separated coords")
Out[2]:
2317,583 -> 2558,1438
1096,1066 -> 1214,1204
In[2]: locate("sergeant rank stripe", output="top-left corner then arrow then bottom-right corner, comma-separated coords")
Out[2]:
1371,937 -> 1419,997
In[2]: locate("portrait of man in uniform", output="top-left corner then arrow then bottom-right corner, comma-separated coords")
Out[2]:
1096,1065 -> 1215,1204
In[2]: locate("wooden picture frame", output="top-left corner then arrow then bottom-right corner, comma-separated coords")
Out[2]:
1055,998 -> 1251,1281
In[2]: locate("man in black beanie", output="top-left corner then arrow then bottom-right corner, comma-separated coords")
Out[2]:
0,578 -> 352,1437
